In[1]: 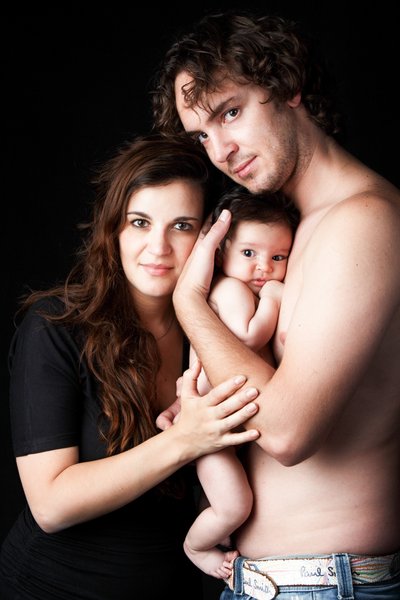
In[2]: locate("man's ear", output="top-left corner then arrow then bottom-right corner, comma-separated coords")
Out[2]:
288,92 -> 301,108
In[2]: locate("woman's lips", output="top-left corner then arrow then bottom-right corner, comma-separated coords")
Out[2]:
141,264 -> 172,276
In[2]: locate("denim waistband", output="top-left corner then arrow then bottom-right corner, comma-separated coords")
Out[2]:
227,551 -> 400,600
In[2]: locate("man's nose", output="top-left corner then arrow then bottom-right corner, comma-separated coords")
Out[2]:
211,133 -> 238,164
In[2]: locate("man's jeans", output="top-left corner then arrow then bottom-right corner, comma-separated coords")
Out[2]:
220,552 -> 400,600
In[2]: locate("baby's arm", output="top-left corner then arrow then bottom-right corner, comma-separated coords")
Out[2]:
210,277 -> 283,351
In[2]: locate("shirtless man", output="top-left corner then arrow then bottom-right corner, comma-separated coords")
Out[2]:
152,10 -> 400,600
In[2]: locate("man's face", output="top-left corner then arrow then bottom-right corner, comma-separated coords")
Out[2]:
174,71 -> 300,194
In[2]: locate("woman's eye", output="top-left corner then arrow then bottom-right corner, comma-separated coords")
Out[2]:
242,249 -> 255,258
131,219 -> 149,228
197,132 -> 208,144
174,222 -> 193,231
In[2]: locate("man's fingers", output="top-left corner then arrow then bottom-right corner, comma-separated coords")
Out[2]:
175,210 -> 232,295
201,209 -> 231,252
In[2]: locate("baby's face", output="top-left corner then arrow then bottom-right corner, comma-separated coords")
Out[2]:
221,220 -> 292,294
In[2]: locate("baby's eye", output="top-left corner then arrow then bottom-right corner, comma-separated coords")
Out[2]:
131,218 -> 149,228
224,108 -> 239,123
242,249 -> 255,258
272,255 -> 287,262
174,222 -> 193,231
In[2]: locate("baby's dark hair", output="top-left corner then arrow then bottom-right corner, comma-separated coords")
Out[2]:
212,185 -> 299,251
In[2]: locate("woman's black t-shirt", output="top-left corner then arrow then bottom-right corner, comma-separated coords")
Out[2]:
0,297 -> 202,599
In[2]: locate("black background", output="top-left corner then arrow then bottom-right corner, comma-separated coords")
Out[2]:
2,3 -> 399,598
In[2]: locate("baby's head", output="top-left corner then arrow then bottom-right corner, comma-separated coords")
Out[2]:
212,186 -> 299,288
213,185 -> 299,238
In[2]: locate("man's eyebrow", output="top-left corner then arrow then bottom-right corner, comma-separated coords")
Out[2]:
185,96 -> 236,135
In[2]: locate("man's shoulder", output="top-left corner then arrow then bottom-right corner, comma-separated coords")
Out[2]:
314,187 -> 400,247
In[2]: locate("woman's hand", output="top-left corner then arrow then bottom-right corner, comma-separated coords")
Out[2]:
172,359 -> 260,459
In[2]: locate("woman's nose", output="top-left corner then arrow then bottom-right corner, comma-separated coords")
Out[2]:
147,230 -> 171,255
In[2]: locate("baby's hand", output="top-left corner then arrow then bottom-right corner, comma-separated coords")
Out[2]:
258,279 -> 284,300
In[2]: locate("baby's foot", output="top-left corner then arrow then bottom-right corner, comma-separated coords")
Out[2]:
184,541 -> 238,579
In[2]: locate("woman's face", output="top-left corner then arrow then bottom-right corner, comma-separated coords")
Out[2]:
119,180 -> 204,299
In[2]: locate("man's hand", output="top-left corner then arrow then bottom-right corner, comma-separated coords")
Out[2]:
173,209 -> 232,313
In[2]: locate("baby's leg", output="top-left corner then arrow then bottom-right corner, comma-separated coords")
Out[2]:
184,447 -> 252,578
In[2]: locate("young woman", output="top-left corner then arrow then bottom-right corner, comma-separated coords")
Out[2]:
0,134 -> 260,600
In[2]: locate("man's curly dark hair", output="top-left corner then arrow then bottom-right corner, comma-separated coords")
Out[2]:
151,10 -> 342,138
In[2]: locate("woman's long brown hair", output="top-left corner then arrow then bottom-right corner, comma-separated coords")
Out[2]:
19,134 -> 217,455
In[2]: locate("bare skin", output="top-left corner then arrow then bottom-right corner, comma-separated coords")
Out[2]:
172,72 -> 400,559
159,221 -> 290,577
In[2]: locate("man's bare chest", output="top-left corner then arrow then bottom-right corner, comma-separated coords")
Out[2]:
273,234 -> 306,362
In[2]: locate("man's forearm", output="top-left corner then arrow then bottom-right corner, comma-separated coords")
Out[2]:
176,294 -> 273,388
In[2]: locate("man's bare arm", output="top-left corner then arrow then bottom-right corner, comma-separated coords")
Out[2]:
173,198 -> 400,465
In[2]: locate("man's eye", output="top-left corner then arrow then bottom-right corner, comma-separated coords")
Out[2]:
224,108 -> 239,123
131,219 -> 149,228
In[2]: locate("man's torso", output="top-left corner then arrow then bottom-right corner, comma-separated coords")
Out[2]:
235,183 -> 400,558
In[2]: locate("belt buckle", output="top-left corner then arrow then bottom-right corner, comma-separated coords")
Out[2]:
242,565 -> 278,600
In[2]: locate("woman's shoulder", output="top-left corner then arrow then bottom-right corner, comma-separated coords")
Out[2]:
23,294 -> 66,318
8,294 -> 84,377
12,295 -> 67,331
10,295 -> 76,353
